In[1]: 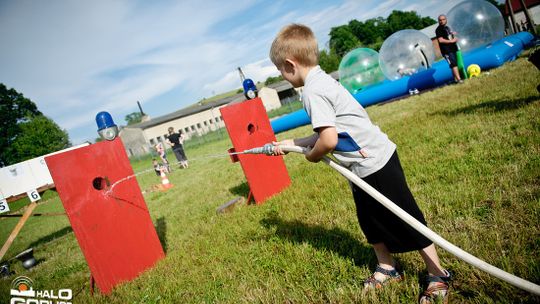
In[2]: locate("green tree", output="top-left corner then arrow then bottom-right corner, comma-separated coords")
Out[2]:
349,17 -> 388,46
1,83 -> 41,166
386,10 -> 436,35
264,75 -> 283,86
125,112 -> 143,125
10,116 -> 71,162
329,25 -> 361,57
0,83 -> 71,166
319,49 -> 341,73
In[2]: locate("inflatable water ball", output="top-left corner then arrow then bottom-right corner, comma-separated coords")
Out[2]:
467,64 -> 481,77
447,0 -> 505,53
379,29 -> 435,80
338,48 -> 386,94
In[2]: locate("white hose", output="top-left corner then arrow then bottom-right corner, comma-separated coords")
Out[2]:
279,145 -> 540,295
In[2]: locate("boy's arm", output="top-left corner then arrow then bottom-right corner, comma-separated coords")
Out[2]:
272,133 -> 318,155
305,126 -> 337,162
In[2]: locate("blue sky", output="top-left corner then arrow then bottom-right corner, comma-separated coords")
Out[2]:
0,0 -> 501,144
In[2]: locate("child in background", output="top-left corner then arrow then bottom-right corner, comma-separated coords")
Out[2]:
269,24 -> 452,304
155,143 -> 170,173
152,159 -> 162,176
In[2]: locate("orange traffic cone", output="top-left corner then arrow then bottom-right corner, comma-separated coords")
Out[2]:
160,170 -> 173,190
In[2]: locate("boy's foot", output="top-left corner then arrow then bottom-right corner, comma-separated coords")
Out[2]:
419,269 -> 452,304
363,264 -> 404,290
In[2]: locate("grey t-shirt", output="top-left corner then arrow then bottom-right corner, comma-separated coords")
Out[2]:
303,65 -> 396,178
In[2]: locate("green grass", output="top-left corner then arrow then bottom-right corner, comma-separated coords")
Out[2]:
267,100 -> 303,119
1,57 -> 539,303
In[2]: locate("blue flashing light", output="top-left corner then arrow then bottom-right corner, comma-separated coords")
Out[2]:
96,111 -> 117,131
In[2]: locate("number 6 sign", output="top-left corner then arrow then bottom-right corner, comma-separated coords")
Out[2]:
27,189 -> 41,202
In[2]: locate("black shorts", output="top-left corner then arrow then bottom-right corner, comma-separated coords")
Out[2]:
351,151 -> 432,253
443,52 -> 458,68
173,146 -> 187,162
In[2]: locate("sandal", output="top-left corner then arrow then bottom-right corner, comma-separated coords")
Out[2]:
419,269 -> 452,304
364,264 -> 404,290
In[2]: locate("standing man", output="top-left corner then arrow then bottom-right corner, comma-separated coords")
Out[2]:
436,14 -> 463,84
166,127 -> 189,169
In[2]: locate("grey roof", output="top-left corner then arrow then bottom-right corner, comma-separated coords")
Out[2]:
131,93 -> 245,129
266,70 -> 339,92
267,80 -> 294,92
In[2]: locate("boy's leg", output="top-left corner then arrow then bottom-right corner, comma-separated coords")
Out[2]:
419,244 -> 445,276
373,242 -> 395,269
364,242 -> 403,289
419,244 -> 451,304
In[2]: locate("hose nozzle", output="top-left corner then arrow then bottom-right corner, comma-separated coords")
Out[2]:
242,143 -> 275,155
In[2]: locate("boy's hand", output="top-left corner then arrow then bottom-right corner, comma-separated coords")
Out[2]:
272,139 -> 295,155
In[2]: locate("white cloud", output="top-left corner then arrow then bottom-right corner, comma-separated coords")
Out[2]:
0,0 -> 479,143
203,58 -> 280,94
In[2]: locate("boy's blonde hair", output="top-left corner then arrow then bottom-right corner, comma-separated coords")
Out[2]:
270,24 -> 319,68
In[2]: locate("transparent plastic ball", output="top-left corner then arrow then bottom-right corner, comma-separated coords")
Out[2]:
379,29 -> 435,80
338,48 -> 386,94
447,0 -> 505,52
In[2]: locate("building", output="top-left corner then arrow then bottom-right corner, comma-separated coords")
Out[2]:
265,71 -> 340,105
504,0 -> 540,32
120,87 -> 281,157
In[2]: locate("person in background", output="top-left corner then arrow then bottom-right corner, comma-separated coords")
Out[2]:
166,127 -> 188,169
435,14 -> 462,84
154,142 -> 170,173
152,159 -> 163,176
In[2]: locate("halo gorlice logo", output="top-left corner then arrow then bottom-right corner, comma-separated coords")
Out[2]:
10,276 -> 73,304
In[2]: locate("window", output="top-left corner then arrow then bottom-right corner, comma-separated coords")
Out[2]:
204,121 -> 208,126
149,139 -> 155,145
184,127 -> 189,133
191,125 -> 195,131
157,137 -> 163,142
210,119 -> 214,124
197,123 -> 201,128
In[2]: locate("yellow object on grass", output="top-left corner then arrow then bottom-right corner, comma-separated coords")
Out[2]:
467,64 -> 481,77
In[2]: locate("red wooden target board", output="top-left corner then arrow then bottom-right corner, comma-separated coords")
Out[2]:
45,138 -> 164,294
220,98 -> 290,203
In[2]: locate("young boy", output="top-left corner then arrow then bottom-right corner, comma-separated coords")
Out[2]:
270,24 -> 451,303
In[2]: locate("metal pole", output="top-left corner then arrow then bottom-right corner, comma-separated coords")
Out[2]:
519,0 -> 538,35
507,0 -> 518,34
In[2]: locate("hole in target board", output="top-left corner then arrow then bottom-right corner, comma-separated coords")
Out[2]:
247,123 -> 256,134
92,176 -> 111,190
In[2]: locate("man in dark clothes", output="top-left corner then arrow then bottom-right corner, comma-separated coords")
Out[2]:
435,14 -> 462,83
166,127 -> 189,168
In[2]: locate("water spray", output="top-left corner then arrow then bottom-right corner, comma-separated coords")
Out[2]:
244,143 -> 540,296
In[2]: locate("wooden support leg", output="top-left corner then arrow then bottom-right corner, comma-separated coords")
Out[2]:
246,191 -> 253,205
0,201 -> 38,262
90,274 -> 95,296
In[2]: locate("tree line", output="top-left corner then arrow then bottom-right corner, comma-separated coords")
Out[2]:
319,10 -> 436,73
0,83 -> 70,166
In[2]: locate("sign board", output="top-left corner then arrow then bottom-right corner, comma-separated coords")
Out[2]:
0,143 -> 90,201
220,98 -> 290,204
45,139 -> 164,294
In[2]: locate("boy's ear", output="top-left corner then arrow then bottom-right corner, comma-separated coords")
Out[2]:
284,58 -> 296,73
